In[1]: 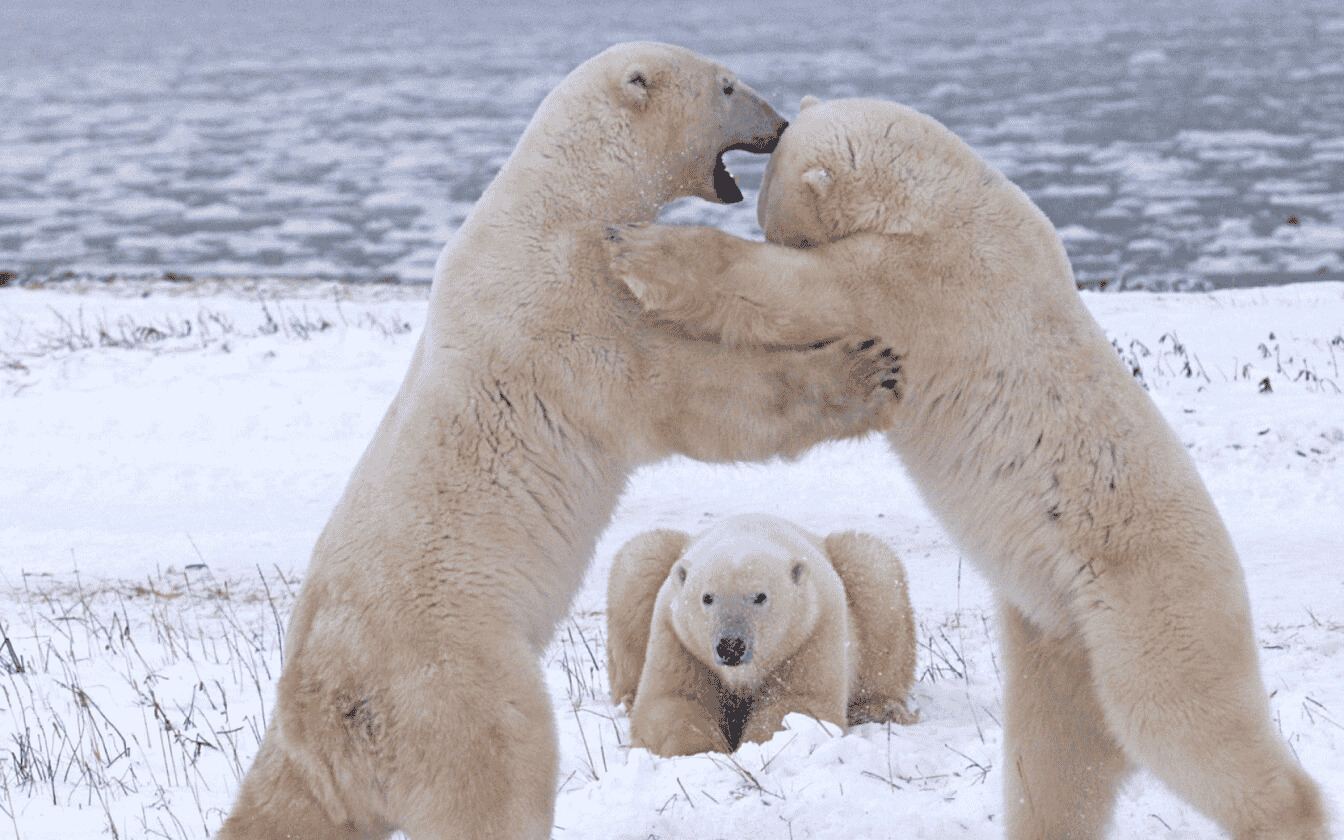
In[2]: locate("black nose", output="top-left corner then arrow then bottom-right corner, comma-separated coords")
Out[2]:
716,636 -> 746,666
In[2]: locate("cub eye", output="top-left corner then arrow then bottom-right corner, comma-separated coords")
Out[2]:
723,81 -> 734,95
702,593 -> 714,605
753,592 -> 767,605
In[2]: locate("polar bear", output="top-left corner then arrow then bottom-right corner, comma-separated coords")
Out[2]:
605,97 -> 1328,840
606,514 -> 917,757
216,56 -> 905,840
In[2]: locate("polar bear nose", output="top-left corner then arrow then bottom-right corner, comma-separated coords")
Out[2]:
716,636 -> 748,667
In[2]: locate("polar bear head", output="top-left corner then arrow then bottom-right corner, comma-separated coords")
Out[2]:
527,42 -> 788,206
667,514 -> 833,692
601,42 -> 787,204
756,96 -> 1003,245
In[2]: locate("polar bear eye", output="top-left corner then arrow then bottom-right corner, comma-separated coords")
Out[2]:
722,81 -> 734,96
702,593 -> 714,606
753,592 -> 767,605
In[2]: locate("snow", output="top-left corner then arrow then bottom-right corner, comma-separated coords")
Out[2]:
2,0 -> 1343,834
1,278 -> 1341,839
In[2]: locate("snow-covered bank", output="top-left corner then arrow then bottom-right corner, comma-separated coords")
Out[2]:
1,279 -> 1341,838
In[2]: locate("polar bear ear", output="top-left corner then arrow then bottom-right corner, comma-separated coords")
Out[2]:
799,94 -> 822,111
620,65 -> 651,111
791,562 -> 806,584
801,167 -> 833,196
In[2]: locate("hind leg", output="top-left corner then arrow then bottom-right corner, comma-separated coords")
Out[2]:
1001,600 -> 1129,840
386,652 -> 557,840
1079,540 -> 1326,840
216,717 -> 387,840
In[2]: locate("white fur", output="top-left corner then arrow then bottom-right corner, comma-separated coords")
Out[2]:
608,96 -> 1329,840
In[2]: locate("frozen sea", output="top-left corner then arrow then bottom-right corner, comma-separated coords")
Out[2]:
3,0 -> 1344,290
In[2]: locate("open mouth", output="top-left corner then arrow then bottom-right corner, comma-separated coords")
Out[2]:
712,128 -> 786,204
713,154 -> 744,204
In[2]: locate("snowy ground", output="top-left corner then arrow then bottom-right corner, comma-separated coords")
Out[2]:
4,0 -> 1344,290
1,278 -> 1341,839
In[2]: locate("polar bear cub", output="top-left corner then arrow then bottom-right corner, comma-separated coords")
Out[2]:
607,514 -> 917,757
607,97 -> 1328,839
216,55 -> 904,840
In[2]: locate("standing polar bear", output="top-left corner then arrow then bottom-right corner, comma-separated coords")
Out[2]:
217,53 -> 904,840
607,97 -> 1328,840
606,514 -> 917,757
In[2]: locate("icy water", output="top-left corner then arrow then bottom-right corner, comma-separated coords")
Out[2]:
3,0 -> 1343,289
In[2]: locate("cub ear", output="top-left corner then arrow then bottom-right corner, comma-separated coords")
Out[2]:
799,94 -> 822,111
791,562 -> 806,584
801,167 -> 833,196
620,65 -> 650,110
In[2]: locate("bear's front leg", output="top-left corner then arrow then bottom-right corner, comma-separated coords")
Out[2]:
606,223 -> 886,348
629,620 -> 732,757
645,334 -> 903,464
630,695 -> 732,757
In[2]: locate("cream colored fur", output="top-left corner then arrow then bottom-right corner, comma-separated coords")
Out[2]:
607,514 -> 916,757
607,97 -> 1329,839
216,55 -> 904,840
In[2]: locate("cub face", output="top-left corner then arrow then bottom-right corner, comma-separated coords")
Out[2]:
757,95 -> 984,245
667,518 -> 824,693
604,42 -> 788,204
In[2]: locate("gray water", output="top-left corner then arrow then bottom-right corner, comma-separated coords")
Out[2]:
3,0 -> 1342,289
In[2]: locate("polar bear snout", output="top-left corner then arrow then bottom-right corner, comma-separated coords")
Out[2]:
709,84 -> 788,204
723,82 -> 788,154
715,635 -> 750,667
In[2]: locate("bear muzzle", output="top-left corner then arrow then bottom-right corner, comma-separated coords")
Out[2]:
711,85 -> 788,204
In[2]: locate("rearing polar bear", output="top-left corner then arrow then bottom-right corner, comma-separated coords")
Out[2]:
217,54 -> 902,840
607,96 -> 1329,840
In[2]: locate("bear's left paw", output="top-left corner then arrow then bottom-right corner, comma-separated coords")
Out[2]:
839,339 -> 904,404
605,222 -> 727,317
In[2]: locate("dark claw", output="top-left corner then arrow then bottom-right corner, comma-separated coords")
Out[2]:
810,338 -> 839,349
881,379 -> 898,390
859,339 -> 877,350
879,348 -> 893,358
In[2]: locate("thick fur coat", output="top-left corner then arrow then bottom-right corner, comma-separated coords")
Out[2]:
217,55 -> 902,840
607,514 -> 916,756
607,96 -> 1328,840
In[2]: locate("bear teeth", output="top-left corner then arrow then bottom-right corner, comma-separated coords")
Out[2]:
713,154 -> 744,204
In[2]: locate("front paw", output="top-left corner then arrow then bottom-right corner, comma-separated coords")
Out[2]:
605,223 -> 732,317
605,222 -> 657,309
651,725 -> 726,757
785,338 -> 903,437
605,222 -> 685,312
633,716 -> 728,757
838,338 -> 904,405
848,697 -> 920,726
